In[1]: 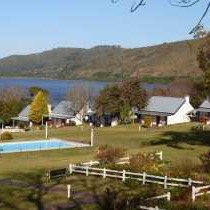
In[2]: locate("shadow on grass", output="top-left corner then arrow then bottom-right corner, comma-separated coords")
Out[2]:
0,171 -> 209,210
146,130 -> 210,149
0,170 -> 161,210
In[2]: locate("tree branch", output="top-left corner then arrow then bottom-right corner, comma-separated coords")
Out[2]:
111,0 -> 210,34
190,1 -> 210,34
168,0 -> 201,7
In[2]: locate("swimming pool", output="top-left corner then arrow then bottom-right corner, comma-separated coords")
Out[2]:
0,139 -> 89,153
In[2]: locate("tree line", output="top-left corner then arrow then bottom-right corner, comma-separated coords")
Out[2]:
1,33 -> 210,125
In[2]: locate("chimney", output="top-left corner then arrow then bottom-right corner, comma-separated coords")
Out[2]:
185,95 -> 190,103
48,104 -> 52,114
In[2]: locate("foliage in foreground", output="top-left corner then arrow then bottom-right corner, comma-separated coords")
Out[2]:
96,145 -> 126,164
1,131 -> 13,140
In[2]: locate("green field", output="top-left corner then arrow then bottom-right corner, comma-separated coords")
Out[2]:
1,123 -> 210,209
1,123 -> 210,176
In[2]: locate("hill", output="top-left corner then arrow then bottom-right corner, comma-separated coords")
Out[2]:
0,39 -> 203,81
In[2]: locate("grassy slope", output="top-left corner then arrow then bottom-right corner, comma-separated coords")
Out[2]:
0,39 -> 203,81
0,123 -> 209,176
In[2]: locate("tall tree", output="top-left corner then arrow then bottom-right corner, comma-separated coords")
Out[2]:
96,78 -> 148,118
96,85 -> 121,116
197,34 -> 210,91
67,84 -> 96,112
0,87 -> 28,124
120,78 -> 148,110
29,91 -> 49,124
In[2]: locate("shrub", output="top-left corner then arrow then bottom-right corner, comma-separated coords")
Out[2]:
96,145 -> 126,164
38,125 -> 45,130
168,159 -> 198,177
143,116 -> 152,128
18,122 -> 25,129
1,132 -> 13,140
129,153 -> 165,175
191,124 -> 204,132
67,121 -> 76,126
200,151 -> 210,173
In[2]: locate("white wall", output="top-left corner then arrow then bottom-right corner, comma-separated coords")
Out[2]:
167,98 -> 194,125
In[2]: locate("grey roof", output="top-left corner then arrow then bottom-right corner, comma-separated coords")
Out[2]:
199,99 -> 210,109
49,101 -> 75,119
196,107 -> 210,113
12,116 -> 29,122
11,105 -> 30,122
19,105 -> 30,118
139,96 -> 185,116
196,99 -> 210,113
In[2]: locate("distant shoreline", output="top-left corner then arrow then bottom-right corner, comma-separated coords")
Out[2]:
0,75 -> 182,84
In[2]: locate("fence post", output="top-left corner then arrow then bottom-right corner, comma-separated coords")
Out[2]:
90,128 -> 94,147
155,206 -> 159,210
103,168 -> 106,179
67,184 -> 71,199
188,178 -> 192,186
69,164 -> 72,174
167,192 -> 171,201
122,170 -> 126,182
86,166 -> 89,176
192,186 -> 196,202
142,172 -> 146,185
164,176 -> 167,189
159,151 -> 163,161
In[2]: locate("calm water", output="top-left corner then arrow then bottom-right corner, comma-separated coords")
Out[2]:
0,78 -> 166,104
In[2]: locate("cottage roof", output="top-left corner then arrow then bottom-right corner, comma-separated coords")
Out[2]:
19,105 -> 30,117
196,99 -> 210,113
199,99 -> 210,109
11,105 -> 30,122
49,101 -> 75,119
139,96 -> 186,116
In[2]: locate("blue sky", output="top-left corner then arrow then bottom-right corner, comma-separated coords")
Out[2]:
0,0 -> 209,58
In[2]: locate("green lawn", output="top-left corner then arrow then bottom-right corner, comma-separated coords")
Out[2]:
1,123 -> 210,209
0,123 -> 210,176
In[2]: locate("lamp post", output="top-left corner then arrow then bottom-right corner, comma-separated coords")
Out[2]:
45,121 -> 48,139
90,128 -> 94,147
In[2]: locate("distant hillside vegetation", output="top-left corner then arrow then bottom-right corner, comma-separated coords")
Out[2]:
0,39 -> 203,81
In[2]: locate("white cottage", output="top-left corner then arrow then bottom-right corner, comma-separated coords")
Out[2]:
138,96 -> 194,126
196,99 -> 210,124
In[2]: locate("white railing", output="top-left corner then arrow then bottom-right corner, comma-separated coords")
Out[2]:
1,128 -> 25,133
69,164 -> 203,189
192,185 -> 210,202
80,160 -> 100,166
115,156 -> 130,165
146,192 -> 171,201
138,206 -> 165,210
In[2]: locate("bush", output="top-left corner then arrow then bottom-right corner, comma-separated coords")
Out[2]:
38,125 -> 45,130
168,159 -> 198,177
1,132 -> 13,140
191,124 -> 204,132
129,153 -> 165,175
143,116 -> 152,128
200,151 -> 210,173
96,145 -> 126,164
18,122 -> 25,129
67,121 -> 76,126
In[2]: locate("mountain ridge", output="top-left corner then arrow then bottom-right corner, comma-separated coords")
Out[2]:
0,39 -> 203,81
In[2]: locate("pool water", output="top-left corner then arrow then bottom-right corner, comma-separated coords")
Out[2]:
0,139 -> 89,153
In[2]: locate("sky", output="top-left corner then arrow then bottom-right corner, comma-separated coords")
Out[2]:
0,0 -> 209,58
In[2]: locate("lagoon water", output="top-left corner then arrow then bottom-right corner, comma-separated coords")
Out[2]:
0,78 -> 166,105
